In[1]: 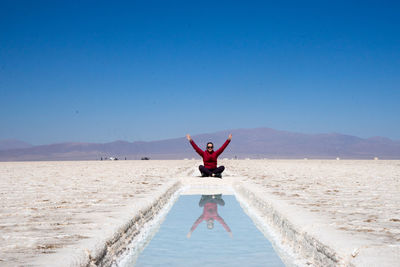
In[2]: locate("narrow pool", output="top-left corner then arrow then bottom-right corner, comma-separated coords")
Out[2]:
121,194 -> 285,266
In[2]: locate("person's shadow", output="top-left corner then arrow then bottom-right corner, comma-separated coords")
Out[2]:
187,194 -> 232,238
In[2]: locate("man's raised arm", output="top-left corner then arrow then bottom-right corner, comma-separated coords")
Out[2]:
215,134 -> 232,156
186,134 -> 204,157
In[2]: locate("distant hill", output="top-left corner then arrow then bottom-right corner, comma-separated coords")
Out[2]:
0,128 -> 399,161
0,139 -> 32,151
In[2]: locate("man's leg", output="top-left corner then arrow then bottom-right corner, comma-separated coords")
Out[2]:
199,165 -> 213,177
213,166 -> 225,174
211,166 -> 225,178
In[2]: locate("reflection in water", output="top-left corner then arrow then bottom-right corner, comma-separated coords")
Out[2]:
131,195 -> 285,267
187,194 -> 232,238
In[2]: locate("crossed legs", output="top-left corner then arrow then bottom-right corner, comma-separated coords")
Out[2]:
199,165 -> 225,178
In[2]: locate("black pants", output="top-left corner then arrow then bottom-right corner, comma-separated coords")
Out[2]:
199,194 -> 225,206
199,165 -> 225,177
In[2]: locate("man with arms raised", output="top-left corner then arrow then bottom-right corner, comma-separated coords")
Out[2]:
186,133 -> 232,178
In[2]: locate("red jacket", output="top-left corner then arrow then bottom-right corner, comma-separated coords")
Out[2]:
190,139 -> 231,169
190,202 -> 231,233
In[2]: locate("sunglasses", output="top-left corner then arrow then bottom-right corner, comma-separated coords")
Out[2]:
207,146 -> 213,149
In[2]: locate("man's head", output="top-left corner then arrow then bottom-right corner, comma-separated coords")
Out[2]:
206,142 -> 214,152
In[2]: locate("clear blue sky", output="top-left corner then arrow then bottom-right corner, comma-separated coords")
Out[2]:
1,1 -> 399,144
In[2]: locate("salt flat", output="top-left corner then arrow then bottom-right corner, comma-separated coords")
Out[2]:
224,160 -> 400,247
0,160 -> 194,266
0,160 -> 399,266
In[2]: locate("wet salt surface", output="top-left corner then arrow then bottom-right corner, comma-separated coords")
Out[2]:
131,195 -> 284,267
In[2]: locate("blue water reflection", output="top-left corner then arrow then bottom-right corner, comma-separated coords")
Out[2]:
187,194 -> 232,239
134,195 -> 285,267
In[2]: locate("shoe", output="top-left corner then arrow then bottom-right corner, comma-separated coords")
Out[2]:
201,173 -> 208,177
215,173 -> 222,178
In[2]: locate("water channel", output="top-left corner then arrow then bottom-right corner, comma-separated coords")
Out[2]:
119,192 -> 286,266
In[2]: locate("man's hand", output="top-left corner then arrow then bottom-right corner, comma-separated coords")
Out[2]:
186,134 -> 192,141
186,232 -> 192,239
228,134 -> 232,140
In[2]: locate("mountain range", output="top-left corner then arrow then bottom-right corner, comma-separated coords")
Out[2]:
1,128 -> 399,161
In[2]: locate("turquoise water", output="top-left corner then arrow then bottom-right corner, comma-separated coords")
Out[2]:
131,194 -> 285,266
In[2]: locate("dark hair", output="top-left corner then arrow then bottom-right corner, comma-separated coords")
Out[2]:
207,142 -> 214,147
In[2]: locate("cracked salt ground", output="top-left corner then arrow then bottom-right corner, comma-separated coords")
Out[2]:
0,160 -> 196,266
225,160 -> 400,246
124,195 -> 284,267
